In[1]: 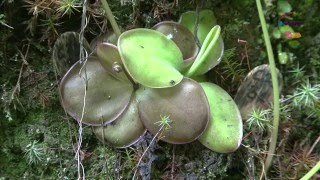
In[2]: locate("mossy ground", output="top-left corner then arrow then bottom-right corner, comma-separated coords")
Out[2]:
1,0 -> 319,179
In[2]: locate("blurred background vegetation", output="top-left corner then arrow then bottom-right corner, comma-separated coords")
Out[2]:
0,0 -> 319,179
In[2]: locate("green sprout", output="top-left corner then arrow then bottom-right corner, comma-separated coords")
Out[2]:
289,63 -> 306,83
24,141 -> 44,165
57,0 -> 81,16
247,108 -> 272,132
0,14 -> 13,29
291,79 -> 320,108
221,47 -> 246,82
154,115 -> 172,130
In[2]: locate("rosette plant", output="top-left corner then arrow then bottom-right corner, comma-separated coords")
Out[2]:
53,9 -> 243,153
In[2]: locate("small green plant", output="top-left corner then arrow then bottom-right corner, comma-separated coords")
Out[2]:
154,115 -> 172,130
24,141 -> 44,165
57,0 -> 81,16
220,47 -> 246,83
247,108 -> 272,132
133,115 -> 172,179
291,80 -> 320,108
289,63 -> 306,83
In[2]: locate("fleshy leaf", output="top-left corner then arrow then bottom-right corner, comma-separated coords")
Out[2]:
277,0 -> 292,14
90,31 -> 118,49
59,55 -> 133,125
118,28 -> 184,88
92,96 -> 146,148
137,78 -> 210,144
178,9 -> 217,45
152,21 -> 199,68
199,82 -> 243,153
52,32 -> 91,77
185,25 -> 224,77
96,43 -> 130,82
234,64 -> 283,120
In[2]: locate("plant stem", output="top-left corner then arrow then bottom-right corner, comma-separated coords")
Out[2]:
300,161 -> 320,180
100,0 -> 139,88
100,0 -> 121,38
255,0 -> 280,172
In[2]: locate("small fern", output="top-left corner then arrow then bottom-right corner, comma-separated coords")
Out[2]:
220,47 -> 246,83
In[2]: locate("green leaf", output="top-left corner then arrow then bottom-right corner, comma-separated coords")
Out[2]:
277,1 -> 292,14
199,82 -> 243,153
278,52 -> 288,64
52,32 -> 91,77
118,28 -> 184,88
153,21 -> 199,70
92,96 -> 146,148
179,9 -> 217,45
185,25 -> 223,77
136,78 -> 210,144
234,65 -> 283,119
59,55 -> 133,125
272,28 -> 281,39
96,43 -> 130,82
90,31 -> 118,49
288,40 -> 300,49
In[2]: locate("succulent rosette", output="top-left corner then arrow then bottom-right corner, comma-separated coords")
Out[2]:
53,10 -> 243,152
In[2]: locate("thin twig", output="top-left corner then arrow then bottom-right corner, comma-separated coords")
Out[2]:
171,145 -> 176,180
194,0 -> 202,48
307,135 -> 320,157
75,84 -> 87,180
238,39 -> 251,70
259,157 -> 266,180
11,46 -> 30,104
75,0 -> 89,179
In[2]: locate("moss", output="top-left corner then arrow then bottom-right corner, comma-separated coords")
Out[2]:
173,141 -> 231,178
